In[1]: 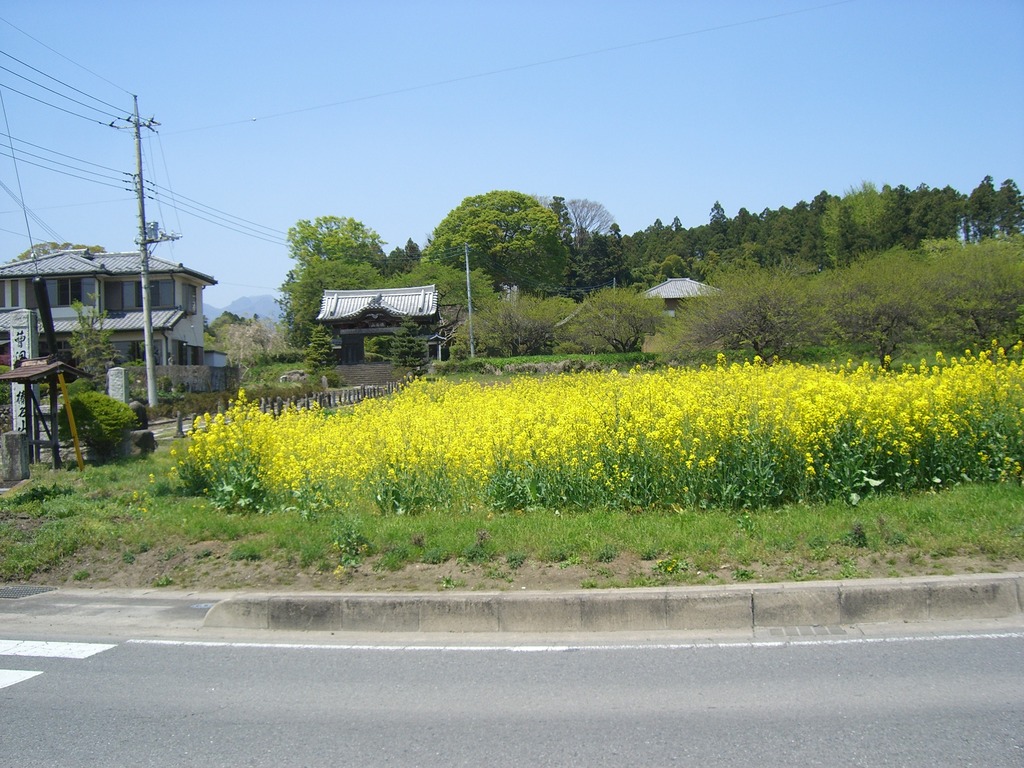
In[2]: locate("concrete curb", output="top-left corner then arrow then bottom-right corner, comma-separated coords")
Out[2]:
203,572 -> 1024,633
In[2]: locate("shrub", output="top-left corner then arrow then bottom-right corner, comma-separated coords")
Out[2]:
58,391 -> 139,459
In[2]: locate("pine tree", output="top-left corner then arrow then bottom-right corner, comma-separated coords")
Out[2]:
304,324 -> 335,373
390,319 -> 427,370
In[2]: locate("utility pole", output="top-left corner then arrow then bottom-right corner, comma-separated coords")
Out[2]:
464,243 -> 475,358
129,99 -> 178,403
132,96 -> 159,406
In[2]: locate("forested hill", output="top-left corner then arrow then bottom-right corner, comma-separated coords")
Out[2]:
614,176 -> 1022,287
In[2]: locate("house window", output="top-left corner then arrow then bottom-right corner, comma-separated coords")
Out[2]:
184,284 -> 197,315
123,281 -> 142,309
113,340 -> 146,363
150,280 -> 174,308
104,280 -> 140,311
46,277 -> 97,307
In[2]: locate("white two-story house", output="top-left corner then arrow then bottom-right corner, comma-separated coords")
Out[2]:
0,249 -> 216,366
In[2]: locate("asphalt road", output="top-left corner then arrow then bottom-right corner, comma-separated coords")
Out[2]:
2,628 -> 1023,767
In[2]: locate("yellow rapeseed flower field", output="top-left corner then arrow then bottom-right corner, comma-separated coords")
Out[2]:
179,345 -> 1024,514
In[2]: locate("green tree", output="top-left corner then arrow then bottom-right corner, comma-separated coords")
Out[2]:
384,261 -> 496,354
560,287 -> 664,353
280,253 -> 381,346
382,238 -> 422,277
908,184 -> 964,243
280,216 -> 385,344
924,237 -> 1024,346
822,249 -> 928,366
965,176 -> 1000,241
286,216 -> 385,270
821,182 -> 886,267
17,242 -> 105,261
425,190 -> 569,290
304,323 -> 335,373
674,268 -> 819,362
475,292 -> 575,357
658,254 -> 686,279
570,228 -> 629,291
996,179 -> 1024,236
389,319 -> 428,370
69,301 -> 117,379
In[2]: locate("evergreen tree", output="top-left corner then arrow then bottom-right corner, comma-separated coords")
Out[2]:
965,176 -> 999,241
304,323 -> 335,373
997,179 -> 1024,236
390,319 -> 428,370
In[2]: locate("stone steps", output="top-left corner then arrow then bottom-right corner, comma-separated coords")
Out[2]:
337,362 -> 398,387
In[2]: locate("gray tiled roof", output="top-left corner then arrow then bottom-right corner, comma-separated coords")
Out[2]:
0,249 -> 216,284
644,278 -> 718,299
317,285 -> 438,321
0,309 -> 184,334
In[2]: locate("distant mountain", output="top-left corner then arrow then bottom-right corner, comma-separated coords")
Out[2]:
205,294 -> 281,321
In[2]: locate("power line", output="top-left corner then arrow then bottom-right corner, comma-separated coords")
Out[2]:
148,131 -> 184,244
143,190 -> 287,246
0,178 -> 65,243
0,80 -> 118,126
0,50 -> 126,113
0,142 -> 128,184
0,15 -> 133,96
144,180 -> 286,240
167,0 -> 857,135
0,196 -> 134,217
0,146 -> 132,190
0,130 -> 126,175
0,64 -> 125,122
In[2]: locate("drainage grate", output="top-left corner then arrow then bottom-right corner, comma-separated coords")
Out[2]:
0,585 -> 57,600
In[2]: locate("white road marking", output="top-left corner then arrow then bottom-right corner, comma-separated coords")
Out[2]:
0,639 -> 116,659
0,669 -> 43,689
129,631 -> 1024,654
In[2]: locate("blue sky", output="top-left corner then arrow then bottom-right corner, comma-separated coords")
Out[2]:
1,0 -> 1022,309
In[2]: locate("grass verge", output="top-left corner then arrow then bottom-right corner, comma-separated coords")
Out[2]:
1,439 -> 1022,591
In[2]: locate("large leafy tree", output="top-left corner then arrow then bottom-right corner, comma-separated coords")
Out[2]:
279,216 -> 384,344
384,261 -> 495,354
287,216 -> 385,270
425,191 -> 568,291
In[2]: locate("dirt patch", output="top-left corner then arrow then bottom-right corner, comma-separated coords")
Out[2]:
15,543 -> 1024,594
